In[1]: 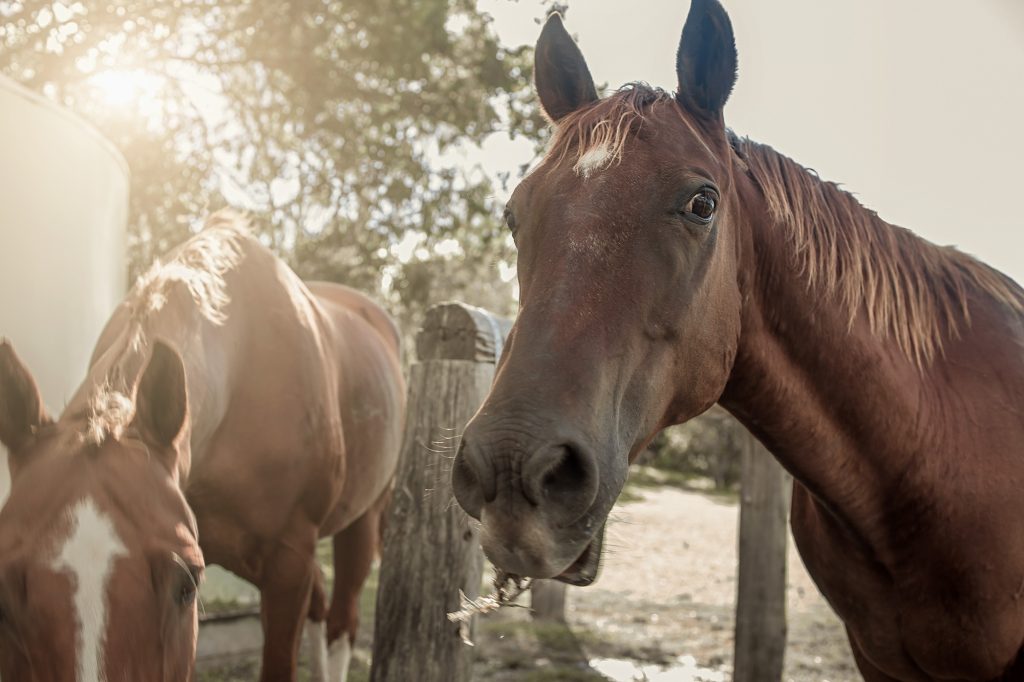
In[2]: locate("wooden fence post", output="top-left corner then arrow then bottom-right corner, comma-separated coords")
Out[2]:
733,431 -> 791,681
370,302 -> 510,682
530,580 -> 568,622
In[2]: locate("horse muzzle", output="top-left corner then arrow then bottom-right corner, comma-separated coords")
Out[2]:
474,500 -> 606,584
455,436 -> 610,582
553,521 -> 605,586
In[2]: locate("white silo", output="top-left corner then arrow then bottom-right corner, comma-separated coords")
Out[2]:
0,74 -> 129,501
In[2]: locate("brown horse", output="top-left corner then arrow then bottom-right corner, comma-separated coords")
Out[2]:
453,3 -> 1024,680
0,212 -> 404,681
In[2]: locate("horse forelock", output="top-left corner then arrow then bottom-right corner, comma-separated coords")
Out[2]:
544,83 -> 675,178
84,384 -> 134,446
735,137 -> 1024,367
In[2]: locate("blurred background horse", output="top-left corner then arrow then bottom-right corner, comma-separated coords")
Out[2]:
0,212 -> 404,681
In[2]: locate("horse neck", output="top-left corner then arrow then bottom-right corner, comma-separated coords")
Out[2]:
65,287 -> 233,472
718,182 -> 937,536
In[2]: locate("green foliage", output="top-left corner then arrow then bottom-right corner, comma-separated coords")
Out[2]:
0,0 -> 548,326
643,409 -> 745,490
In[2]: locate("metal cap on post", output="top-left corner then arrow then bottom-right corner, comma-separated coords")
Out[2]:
370,302 -> 510,682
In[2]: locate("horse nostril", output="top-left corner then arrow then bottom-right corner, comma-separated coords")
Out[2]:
523,443 -> 599,525
451,438 -> 496,519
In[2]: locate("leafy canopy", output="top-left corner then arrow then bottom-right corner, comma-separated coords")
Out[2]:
0,0 -> 550,325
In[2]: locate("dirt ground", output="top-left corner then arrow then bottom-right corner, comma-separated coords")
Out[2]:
470,480 -> 859,682
199,476 -> 859,682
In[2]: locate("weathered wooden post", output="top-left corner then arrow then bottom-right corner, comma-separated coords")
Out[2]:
530,580 -> 568,622
733,431 -> 791,681
370,302 -> 510,682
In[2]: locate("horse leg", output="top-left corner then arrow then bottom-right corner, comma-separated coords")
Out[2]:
305,564 -> 330,682
257,531 -> 318,682
325,493 -> 387,682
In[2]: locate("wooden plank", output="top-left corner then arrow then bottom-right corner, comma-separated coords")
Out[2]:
733,432 -> 791,682
530,580 -> 568,622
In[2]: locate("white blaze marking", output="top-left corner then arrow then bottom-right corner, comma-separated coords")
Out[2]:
50,497 -> 127,682
574,143 -> 614,178
328,634 -> 352,682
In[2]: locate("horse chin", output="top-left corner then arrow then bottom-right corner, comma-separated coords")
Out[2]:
555,522 -> 605,587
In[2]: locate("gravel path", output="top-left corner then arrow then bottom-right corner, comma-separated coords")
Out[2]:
562,485 -> 860,682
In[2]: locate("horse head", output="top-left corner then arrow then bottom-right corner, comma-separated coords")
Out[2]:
0,340 -> 202,681
453,0 -> 744,585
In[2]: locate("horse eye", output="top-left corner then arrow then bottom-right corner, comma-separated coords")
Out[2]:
684,190 -> 717,223
177,566 -> 201,607
503,206 -> 517,233
178,581 -> 197,607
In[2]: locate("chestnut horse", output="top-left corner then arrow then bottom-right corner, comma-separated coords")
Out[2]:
453,3 -> 1024,681
0,212 -> 404,681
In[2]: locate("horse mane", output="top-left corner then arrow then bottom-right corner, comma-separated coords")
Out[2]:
734,137 -> 1024,367
85,210 -> 249,444
544,82 -> 1023,368
128,210 -> 248,340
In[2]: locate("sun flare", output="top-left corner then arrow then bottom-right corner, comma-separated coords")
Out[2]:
88,68 -> 162,109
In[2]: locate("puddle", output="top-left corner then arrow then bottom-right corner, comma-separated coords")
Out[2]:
590,655 -> 727,682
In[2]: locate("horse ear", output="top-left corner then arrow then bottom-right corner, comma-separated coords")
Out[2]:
534,12 -> 599,122
133,341 -> 188,454
676,0 -> 738,120
0,341 -> 50,452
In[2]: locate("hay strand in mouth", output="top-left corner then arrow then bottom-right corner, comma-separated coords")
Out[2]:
446,571 -> 534,646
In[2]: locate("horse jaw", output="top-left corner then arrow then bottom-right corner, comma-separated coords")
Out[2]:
555,521 -> 605,586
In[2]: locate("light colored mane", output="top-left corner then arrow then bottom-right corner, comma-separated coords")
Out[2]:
85,210 -> 249,444
735,137 -> 1024,367
129,210 -> 248,340
544,83 -> 675,177
544,83 -> 1024,367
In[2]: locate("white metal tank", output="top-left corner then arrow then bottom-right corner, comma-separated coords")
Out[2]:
0,74 -> 129,502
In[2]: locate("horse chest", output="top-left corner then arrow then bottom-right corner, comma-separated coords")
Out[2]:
791,485 -> 1024,680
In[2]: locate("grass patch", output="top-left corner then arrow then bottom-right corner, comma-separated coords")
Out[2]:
196,660 -> 259,682
196,552 -> 380,682
472,613 -> 618,681
198,652 -> 370,682
621,465 -> 739,504
477,617 -> 600,650
532,621 -> 603,654
615,485 -> 645,505
626,465 -> 701,490
198,598 -> 255,618
519,666 -> 607,681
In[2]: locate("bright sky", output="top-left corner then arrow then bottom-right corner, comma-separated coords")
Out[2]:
477,0 -> 1024,285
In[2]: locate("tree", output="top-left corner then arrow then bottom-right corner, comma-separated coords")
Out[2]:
645,407 -> 746,490
0,0 -> 547,331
